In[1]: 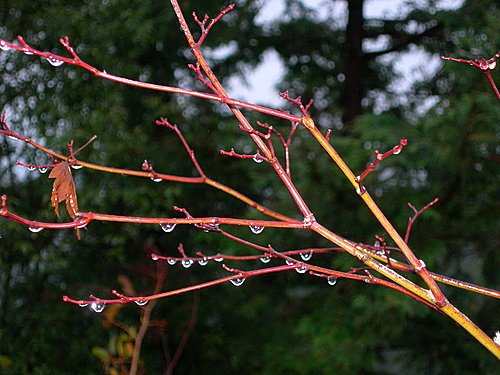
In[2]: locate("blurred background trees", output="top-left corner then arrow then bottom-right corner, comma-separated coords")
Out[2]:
0,0 -> 498,373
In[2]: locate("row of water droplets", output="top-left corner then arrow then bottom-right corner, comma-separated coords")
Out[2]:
0,41 -> 64,66
24,164 -> 82,174
160,222 -> 265,235
79,298 -> 149,313
151,252 -> 223,268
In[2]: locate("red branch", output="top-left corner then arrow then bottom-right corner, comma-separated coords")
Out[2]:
219,148 -> 269,163
279,90 -> 313,117
404,198 -> 439,243
0,36 -> 302,122
355,139 -> 408,187
441,51 -> 500,99
187,62 -> 217,93
192,4 -> 235,46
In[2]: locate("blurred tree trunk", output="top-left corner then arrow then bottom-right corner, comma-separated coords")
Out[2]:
343,0 -> 365,126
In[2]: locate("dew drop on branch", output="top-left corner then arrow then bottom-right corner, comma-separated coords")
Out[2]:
167,259 -> 177,265
27,166 -> 36,171
160,223 -> 176,233
214,257 -> 223,262
8,135 -> 17,140
327,276 -> 338,286
230,277 -> 246,286
91,301 -> 106,313
151,254 -> 159,261
252,154 -> 263,164
356,186 -> 366,195
78,301 -> 89,308
182,259 -> 193,268
75,222 -> 88,229
151,177 -> 162,182
295,264 -> 308,274
198,257 -> 208,266
300,251 -> 313,261
46,56 -> 64,67
22,48 -> 33,55
134,299 -> 148,306
28,226 -> 43,233
39,167 -> 48,174
249,225 -> 264,235
71,164 -> 83,170
260,255 -> 271,264
0,41 -> 11,51
285,259 -> 294,266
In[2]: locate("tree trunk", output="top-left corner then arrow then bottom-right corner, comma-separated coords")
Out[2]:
343,0 -> 365,126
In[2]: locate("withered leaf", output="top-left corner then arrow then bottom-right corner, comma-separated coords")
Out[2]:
48,161 -> 79,220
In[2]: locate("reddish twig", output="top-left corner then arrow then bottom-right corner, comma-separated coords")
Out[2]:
0,36 -> 302,123
164,272 -> 200,375
219,148 -> 269,164
129,265 -> 167,375
404,197 -> 439,243
441,51 -> 500,99
325,129 -> 333,142
63,263 -> 298,308
155,117 -> 205,177
192,4 -> 235,46
187,62 -> 217,93
355,139 -> 408,188
1,117 -> 292,221
279,90 -> 313,117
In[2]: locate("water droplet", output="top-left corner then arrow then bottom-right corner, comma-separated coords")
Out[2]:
374,240 -> 380,248
356,185 -> 366,195
182,259 -> 193,268
295,264 -> 308,274
28,226 -> 43,233
249,225 -> 264,235
198,257 -> 208,266
167,259 -> 177,265
327,276 -> 338,286
134,299 -> 148,306
75,222 -> 87,229
8,135 -> 16,140
151,177 -> 162,182
151,254 -> 159,261
252,154 -> 263,163
260,255 -> 271,264
393,148 -> 401,155
230,277 -> 246,286
0,40 -> 11,51
160,223 -> 176,233
285,259 -> 294,266
71,164 -> 83,170
46,56 -> 64,67
78,301 -> 89,308
91,301 -> 106,313
214,257 -> 223,262
27,166 -> 36,171
300,251 -> 313,261
39,167 -> 48,174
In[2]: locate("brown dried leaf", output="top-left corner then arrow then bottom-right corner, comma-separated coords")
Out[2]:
49,161 -> 79,219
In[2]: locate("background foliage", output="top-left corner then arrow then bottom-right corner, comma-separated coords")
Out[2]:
0,1 -> 498,374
